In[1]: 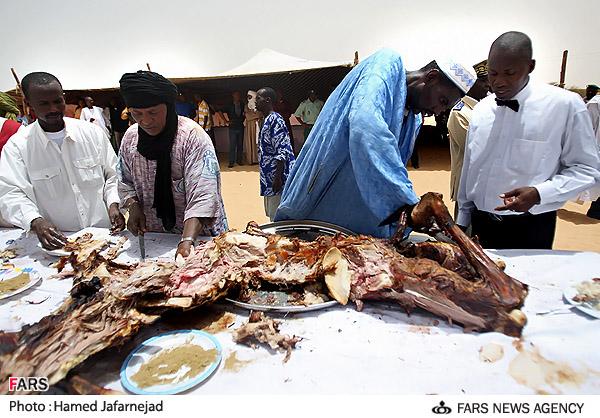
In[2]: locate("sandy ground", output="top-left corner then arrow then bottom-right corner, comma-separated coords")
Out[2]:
218,144 -> 600,252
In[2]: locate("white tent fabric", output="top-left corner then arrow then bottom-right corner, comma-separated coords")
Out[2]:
5,49 -> 353,94
216,48 -> 352,77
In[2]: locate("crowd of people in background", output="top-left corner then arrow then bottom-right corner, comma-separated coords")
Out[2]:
0,31 -> 599,254
0,85 -> 325,163
138,88 -> 323,168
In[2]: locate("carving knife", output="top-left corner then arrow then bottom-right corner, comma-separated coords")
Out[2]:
138,234 -> 146,260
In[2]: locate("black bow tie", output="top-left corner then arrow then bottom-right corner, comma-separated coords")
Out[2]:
495,98 -> 520,112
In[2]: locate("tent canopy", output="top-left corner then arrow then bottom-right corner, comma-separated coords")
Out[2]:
217,48 -> 351,77
169,48 -> 354,108
6,49 -> 354,110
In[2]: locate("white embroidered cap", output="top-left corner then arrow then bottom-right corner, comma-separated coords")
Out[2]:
437,60 -> 477,94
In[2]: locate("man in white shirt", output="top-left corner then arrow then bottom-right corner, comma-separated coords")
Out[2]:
586,90 -> 600,143
294,90 -> 324,145
584,84 -> 599,104
80,96 -> 110,135
585,90 -> 600,219
0,72 -> 125,249
457,32 -> 600,249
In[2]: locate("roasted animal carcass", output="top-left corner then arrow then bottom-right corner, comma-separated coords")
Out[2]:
0,193 -> 527,393
170,194 -> 527,336
0,258 -> 176,393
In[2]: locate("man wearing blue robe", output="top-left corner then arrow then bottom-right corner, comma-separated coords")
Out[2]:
275,49 -> 475,237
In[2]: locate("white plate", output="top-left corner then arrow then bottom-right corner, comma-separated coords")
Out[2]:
120,330 -> 222,395
38,227 -> 130,257
564,284 -> 600,319
0,264 -> 42,300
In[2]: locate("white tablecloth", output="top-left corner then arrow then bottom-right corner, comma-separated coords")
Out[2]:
1,228 -> 599,394
0,228 -> 187,331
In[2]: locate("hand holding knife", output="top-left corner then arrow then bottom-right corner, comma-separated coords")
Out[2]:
124,199 -> 147,261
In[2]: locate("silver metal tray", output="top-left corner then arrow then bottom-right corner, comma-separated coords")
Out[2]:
257,219 -> 354,241
225,220 -> 351,313
226,295 -> 338,313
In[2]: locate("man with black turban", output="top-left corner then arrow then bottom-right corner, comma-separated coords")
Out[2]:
117,71 -> 228,259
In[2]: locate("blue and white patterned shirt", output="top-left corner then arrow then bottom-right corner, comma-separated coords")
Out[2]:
258,112 -> 295,196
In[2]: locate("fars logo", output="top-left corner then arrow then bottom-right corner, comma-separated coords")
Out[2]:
432,401 -> 452,415
8,377 -> 49,392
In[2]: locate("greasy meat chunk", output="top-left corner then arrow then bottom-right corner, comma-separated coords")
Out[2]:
233,312 -> 302,362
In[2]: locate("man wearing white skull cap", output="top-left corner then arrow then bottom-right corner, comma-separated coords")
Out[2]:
276,48 -> 475,237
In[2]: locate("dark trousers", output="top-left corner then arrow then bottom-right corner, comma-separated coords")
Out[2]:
410,143 -> 419,169
303,125 -> 313,140
228,127 -> 244,165
207,128 -> 215,148
471,208 -> 557,250
587,198 -> 600,219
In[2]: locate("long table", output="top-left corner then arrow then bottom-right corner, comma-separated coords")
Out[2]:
1,227 -> 599,394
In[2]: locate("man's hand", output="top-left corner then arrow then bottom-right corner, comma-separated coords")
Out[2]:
494,187 -> 541,212
272,175 -> 283,194
175,241 -> 193,259
31,217 -> 67,250
108,203 -> 125,233
127,201 -> 147,236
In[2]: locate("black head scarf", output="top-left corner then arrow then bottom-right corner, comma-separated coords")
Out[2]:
119,71 -> 179,231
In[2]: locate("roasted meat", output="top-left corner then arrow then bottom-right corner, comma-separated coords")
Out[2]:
233,312 -> 302,362
0,193 -> 528,393
0,259 -> 175,393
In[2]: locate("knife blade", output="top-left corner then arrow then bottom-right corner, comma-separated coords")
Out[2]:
138,234 -> 146,260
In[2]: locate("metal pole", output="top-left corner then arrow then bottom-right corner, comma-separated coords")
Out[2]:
559,50 -> 568,88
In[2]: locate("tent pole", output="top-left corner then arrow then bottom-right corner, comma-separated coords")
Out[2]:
10,67 -> 27,114
354,51 -> 359,65
559,50 -> 568,89
146,63 -> 152,71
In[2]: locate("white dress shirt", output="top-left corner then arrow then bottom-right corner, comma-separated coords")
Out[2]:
0,117 -> 120,231
80,106 -> 109,134
587,94 -> 600,144
457,80 -> 600,226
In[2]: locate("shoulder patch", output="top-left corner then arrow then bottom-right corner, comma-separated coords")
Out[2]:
453,101 -> 465,111
200,150 -> 219,179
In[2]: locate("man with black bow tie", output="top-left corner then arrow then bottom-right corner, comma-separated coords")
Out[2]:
457,31 -> 600,249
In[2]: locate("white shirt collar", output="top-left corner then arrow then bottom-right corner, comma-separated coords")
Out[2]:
510,78 -> 532,101
33,118 -> 78,147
